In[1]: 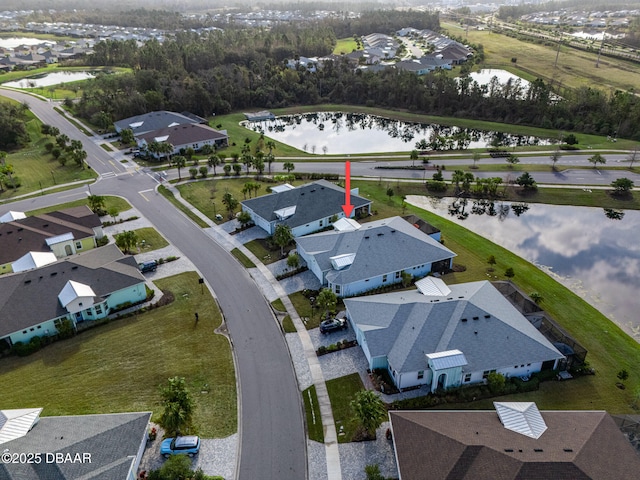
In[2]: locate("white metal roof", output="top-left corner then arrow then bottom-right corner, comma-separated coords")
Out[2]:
45,232 -> 74,246
415,276 -> 452,296
274,205 -> 296,220
494,402 -> 548,439
153,135 -> 170,142
0,210 -> 26,223
0,408 -> 42,445
58,280 -> 96,308
426,349 -> 468,370
330,253 -> 356,270
270,184 -> 295,194
333,217 -> 361,232
128,121 -> 144,128
12,251 -> 57,272
168,122 -> 180,127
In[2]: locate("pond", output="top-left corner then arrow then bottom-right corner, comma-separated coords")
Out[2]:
245,112 -> 556,154
406,196 -> 640,343
3,71 -> 96,88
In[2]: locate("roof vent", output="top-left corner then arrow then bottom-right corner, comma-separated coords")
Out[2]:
377,233 -> 384,237
534,449 -> 543,452
563,448 -> 573,452
17,227 -> 23,231
71,266 -> 78,270
433,299 -> 439,302
50,272 -> 57,276
473,316 -> 479,320
484,314 -> 490,318
461,318 -> 467,322
364,236 -> 369,239
504,449 -> 513,452
24,280 -> 31,284
458,296 -> 464,298
43,224 -> 49,227
301,192 -> 304,195
391,230 -> 396,233
447,297 -> 453,300
7,231 -> 12,234
311,189 -> 316,192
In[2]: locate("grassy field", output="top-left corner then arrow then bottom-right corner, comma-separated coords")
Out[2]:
0,101 -> 96,200
302,385 -> 324,442
357,181 -> 640,412
326,373 -> 366,443
0,272 -> 237,437
442,22 -> 640,93
26,196 -> 131,216
333,37 -> 360,55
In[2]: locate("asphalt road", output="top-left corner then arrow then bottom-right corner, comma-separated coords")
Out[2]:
0,90 -> 306,480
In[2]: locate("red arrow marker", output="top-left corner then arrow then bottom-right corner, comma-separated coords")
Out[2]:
341,161 -> 354,217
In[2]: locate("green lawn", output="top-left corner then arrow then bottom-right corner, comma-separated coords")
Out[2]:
123,227 -> 169,253
359,181 -> 640,412
0,272 -> 237,437
26,196 -> 131,216
326,373 -> 366,443
303,385 -> 324,442
271,298 -> 287,312
244,239 -> 280,264
333,38 -> 361,55
288,291 -> 345,330
282,315 -> 296,333
230,248 -> 256,268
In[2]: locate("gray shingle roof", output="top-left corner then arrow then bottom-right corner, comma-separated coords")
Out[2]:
113,110 -> 199,135
137,123 -> 227,147
0,244 -> 145,338
242,180 -> 371,231
345,281 -> 563,373
296,216 -> 455,285
0,411 -> 151,480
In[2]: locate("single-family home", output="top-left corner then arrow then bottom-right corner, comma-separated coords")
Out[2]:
389,403 -> 640,480
0,244 -> 147,348
136,123 -> 228,156
0,408 -> 151,480
296,216 -> 455,297
241,180 -> 372,237
113,110 -> 201,135
0,206 -> 104,275
345,278 -> 564,391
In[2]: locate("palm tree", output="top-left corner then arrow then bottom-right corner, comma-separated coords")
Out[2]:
550,148 -> 562,170
283,161 -> 295,173
350,390 -> 387,439
273,224 -> 294,256
174,155 -> 187,180
452,169 -> 465,191
410,149 -> 419,167
266,152 -> 275,174
266,140 -> 276,155
208,155 -> 221,176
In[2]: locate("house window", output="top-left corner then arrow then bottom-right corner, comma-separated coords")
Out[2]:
335,285 -> 341,295
37,326 -> 41,329
30,328 -> 34,332
382,274 -> 388,282
95,304 -> 103,315
464,373 -> 472,382
417,370 -> 424,379
319,220 -> 323,227
482,370 -> 490,379
395,271 -> 401,279
76,241 -> 82,249
22,330 -> 27,334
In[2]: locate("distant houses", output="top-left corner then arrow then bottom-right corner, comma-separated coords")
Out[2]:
114,110 -> 228,156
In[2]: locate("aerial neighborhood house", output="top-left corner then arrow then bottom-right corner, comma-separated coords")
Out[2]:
0,206 -> 104,275
0,408 -> 151,480
136,123 -> 229,156
113,110 -> 203,135
241,180 -> 372,237
296,216 -> 455,297
345,278 -> 564,391
389,403 -> 640,480
0,244 -> 147,348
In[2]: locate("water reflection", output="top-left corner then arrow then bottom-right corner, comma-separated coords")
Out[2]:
408,195 -> 640,342
245,112 -> 557,154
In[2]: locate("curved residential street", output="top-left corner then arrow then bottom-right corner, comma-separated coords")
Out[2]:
0,89 -> 306,480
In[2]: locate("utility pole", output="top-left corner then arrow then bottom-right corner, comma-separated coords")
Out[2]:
595,27 -> 607,68
554,30 -> 563,68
